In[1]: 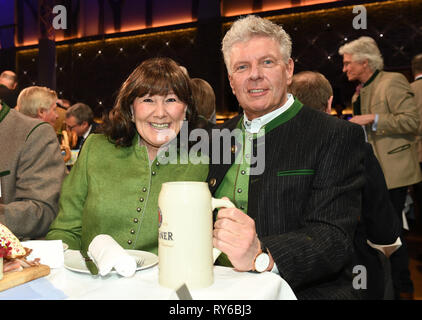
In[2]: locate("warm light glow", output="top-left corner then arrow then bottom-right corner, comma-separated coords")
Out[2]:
263,0 -> 337,12
14,0 -> 414,47
104,28 -> 196,44
216,112 -> 238,124
16,28 -> 197,56
18,39 -> 38,47
152,16 -> 195,28
17,17 -> 195,47
223,0 -> 340,17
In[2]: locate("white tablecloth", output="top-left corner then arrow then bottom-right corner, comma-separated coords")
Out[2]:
45,265 -> 296,300
0,240 -> 297,300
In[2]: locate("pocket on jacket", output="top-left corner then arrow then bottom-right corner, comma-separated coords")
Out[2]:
0,170 -> 10,177
277,169 -> 315,177
387,144 -> 410,154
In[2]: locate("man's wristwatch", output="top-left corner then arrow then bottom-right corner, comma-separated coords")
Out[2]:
252,241 -> 271,272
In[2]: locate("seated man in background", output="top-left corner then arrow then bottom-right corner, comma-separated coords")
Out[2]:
65,102 -> 99,152
288,71 -> 402,300
17,86 -> 72,163
0,70 -> 18,109
0,100 -> 66,240
17,86 -> 59,127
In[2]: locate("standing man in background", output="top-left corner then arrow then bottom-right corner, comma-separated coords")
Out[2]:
289,70 -> 402,299
410,53 -> 422,262
339,37 -> 422,299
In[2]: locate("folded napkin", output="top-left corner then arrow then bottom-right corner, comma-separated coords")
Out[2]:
87,235 -> 136,277
21,240 -> 64,268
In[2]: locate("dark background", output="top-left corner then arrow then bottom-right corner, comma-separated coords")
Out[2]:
1,0 -> 421,119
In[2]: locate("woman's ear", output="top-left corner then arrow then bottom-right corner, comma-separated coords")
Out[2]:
184,105 -> 188,120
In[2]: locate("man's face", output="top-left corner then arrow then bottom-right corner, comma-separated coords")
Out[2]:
65,115 -> 88,137
228,36 -> 294,120
342,53 -> 368,82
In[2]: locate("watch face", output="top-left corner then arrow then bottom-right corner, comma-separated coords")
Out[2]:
255,252 -> 270,272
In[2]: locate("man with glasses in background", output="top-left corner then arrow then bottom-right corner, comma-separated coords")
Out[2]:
65,102 -> 99,152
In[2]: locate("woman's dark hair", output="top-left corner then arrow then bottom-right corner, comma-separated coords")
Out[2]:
102,57 -> 197,147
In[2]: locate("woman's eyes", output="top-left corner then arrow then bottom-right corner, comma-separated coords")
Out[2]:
141,97 -> 179,103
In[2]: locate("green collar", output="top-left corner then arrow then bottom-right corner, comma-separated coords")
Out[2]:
236,98 -> 304,134
363,69 -> 380,88
0,102 -> 10,123
265,98 -> 303,133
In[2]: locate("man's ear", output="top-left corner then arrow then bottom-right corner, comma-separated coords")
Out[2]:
326,96 -> 333,114
286,58 -> 295,86
81,120 -> 89,130
228,74 -> 236,95
37,108 -> 45,119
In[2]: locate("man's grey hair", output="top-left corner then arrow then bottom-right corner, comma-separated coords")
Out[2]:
222,15 -> 292,75
0,70 -> 18,89
338,36 -> 384,71
17,86 -> 57,118
66,102 -> 94,125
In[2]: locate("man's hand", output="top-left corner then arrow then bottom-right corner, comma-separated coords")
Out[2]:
349,114 -> 376,126
213,204 -> 260,271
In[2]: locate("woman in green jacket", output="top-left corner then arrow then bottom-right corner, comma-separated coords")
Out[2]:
46,57 -> 208,254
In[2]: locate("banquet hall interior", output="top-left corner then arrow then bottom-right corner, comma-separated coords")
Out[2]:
1,0 -> 421,299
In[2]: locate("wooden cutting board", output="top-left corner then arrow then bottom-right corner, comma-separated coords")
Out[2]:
0,264 -> 50,292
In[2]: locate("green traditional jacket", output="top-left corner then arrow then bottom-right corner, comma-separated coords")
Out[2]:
46,133 -> 208,253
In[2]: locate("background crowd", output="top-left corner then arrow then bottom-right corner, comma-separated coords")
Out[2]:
1,14 -> 422,300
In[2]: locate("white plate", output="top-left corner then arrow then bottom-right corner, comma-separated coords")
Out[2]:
63,249 -> 158,274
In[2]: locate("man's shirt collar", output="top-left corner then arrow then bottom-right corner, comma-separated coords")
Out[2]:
83,124 -> 92,140
243,94 -> 295,134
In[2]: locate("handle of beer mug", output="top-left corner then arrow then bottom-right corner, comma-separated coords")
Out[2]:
211,197 -> 236,263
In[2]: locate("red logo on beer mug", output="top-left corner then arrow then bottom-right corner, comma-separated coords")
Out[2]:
158,207 -> 162,228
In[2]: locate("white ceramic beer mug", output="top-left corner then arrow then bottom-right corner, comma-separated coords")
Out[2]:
158,181 -> 235,289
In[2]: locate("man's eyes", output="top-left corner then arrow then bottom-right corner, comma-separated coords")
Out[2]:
235,64 -> 248,72
263,59 -> 274,65
234,59 -> 275,71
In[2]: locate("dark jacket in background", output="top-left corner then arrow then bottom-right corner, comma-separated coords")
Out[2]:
0,84 -> 18,109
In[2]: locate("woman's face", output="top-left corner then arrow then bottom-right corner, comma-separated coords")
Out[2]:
132,92 -> 186,151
